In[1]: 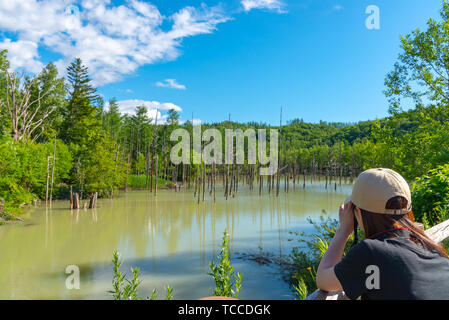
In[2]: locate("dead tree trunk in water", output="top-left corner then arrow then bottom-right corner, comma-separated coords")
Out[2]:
194,164 -> 198,198
154,155 -> 159,197
202,162 -> 206,202
70,186 -> 73,209
152,110 -> 159,196
72,193 -> 80,209
125,131 -> 133,192
89,192 -> 98,209
46,156 -> 51,205
276,108 -> 282,197
49,134 -> 56,202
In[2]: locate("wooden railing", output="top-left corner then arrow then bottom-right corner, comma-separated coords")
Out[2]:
305,219 -> 449,300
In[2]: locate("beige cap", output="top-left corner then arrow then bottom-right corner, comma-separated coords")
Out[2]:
345,168 -> 412,215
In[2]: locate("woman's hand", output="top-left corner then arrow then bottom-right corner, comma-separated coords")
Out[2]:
316,201 -> 355,292
337,201 -> 354,236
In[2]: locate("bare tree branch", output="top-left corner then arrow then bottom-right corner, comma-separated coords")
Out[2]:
2,67 -> 53,142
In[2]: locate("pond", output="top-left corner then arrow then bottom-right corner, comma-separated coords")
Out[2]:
0,181 -> 351,299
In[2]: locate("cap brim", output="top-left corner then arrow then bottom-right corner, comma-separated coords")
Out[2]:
344,195 -> 352,205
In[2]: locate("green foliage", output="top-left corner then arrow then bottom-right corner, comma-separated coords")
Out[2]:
61,58 -> 102,146
27,62 -> 67,141
0,135 -> 72,212
286,217 -> 362,297
412,164 -> 449,225
379,0 -> 449,179
208,231 -> 243,299
164,286 -> 174,300
384,0 -> 449,110
109,250 -> 173,300
109,234 -> 243,300
73,136 -> 126,198
127,175 -> 172,190
110,250 -> 142,300
292,275 -> 308,300
102,98 -> 122,140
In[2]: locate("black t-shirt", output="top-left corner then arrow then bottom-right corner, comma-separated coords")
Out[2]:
334,228 -> 449,300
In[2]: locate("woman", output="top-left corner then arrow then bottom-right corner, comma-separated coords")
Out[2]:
316,168 -> 449,300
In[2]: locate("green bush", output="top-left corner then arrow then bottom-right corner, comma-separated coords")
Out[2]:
208,231 -> 243,299
412,164 -> 449,226
0,135 -> 72,212
127,174 -> 173,190
109,250 -> 173,300
286,217 -> 362,299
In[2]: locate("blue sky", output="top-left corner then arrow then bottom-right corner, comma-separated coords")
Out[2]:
0,0 -> 443,124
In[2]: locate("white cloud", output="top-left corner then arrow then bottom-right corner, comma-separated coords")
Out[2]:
0,38 -> 43,73
333,5 -> 343,11
106,99 -> 182,124
0,0 -> 230,85
241,0 -> 285,13
156,79 -> 186,90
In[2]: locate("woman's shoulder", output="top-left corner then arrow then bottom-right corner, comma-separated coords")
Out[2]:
345,240 -> 374,258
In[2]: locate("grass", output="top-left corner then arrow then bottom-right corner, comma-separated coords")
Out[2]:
127,174 -> 175,190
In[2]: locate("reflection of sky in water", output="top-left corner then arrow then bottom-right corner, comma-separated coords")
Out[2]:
0,181 -> 352,299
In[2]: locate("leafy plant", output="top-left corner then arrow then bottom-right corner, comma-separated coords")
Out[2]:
412,164 -> 449,226
285,217 -> 362,297
109,250 -> 173,300
208,231 -> 243,299
292,275 -> 308,300
164,286 -> 174,300
110,250 -> 142,300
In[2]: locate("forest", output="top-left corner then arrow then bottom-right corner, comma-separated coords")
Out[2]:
1,0 -> 449,231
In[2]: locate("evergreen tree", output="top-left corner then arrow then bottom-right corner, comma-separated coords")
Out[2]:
103,98 -> 122,140
61,58 -> 101,145
167,109 -> 180,126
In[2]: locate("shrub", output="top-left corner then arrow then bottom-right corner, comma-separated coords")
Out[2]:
208,231 -> 243,299
286,216 -> 361,299
0,135 -> 72,212
109,250 -> 173,300
412,164 -> 449,226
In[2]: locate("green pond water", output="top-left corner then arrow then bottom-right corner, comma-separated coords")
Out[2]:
0,181 -> 351,299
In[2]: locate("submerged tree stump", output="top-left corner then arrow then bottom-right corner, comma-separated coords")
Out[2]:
89,192 -> 98,209
71,192 -> 80,209
70,186 -> 73,209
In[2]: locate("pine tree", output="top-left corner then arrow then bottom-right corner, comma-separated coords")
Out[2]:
61,58 -> 101,145
103,98 -> 122,140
